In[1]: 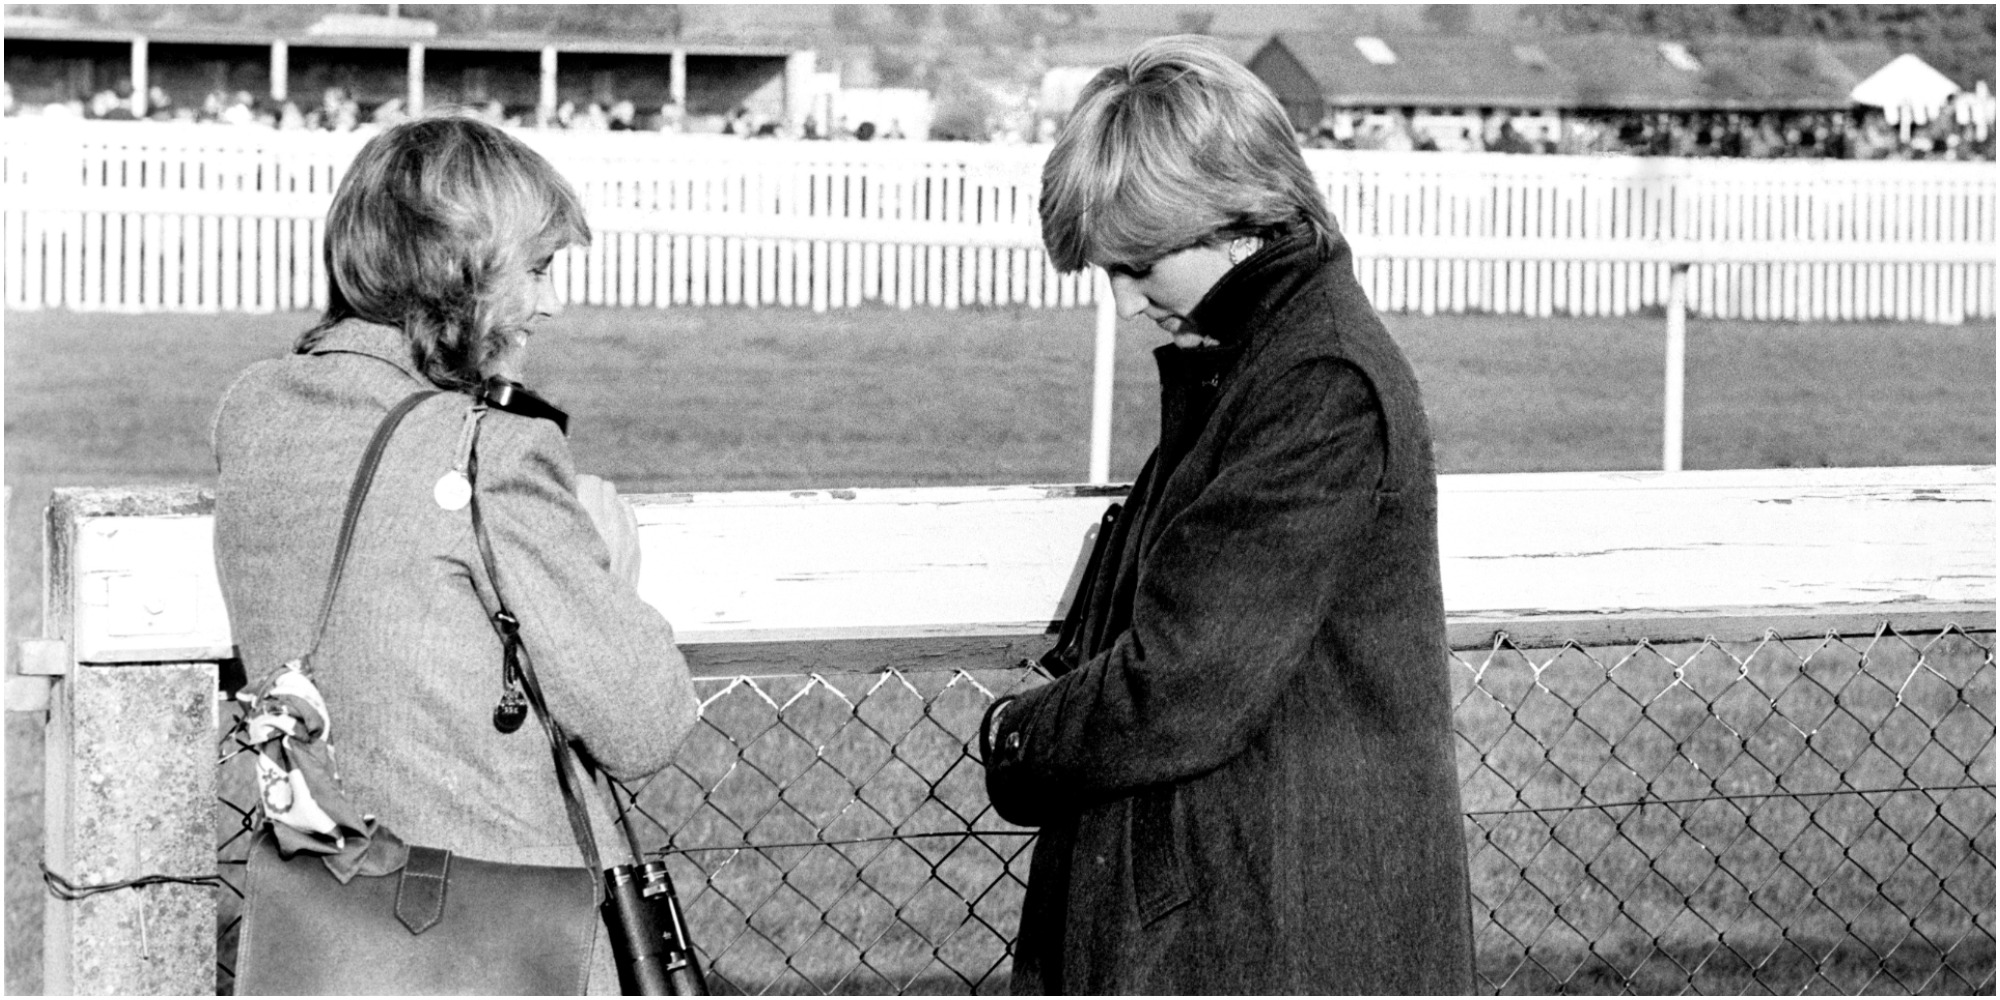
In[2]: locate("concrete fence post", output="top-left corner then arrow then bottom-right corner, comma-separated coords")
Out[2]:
39,489 -> 219,995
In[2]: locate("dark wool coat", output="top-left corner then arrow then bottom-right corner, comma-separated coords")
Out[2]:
982,230 -> 1474,995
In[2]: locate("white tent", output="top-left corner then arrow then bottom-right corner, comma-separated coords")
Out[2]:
1850,53 -> 1961,125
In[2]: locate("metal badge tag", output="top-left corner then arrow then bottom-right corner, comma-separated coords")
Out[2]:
493,691 -> 528,734
433,470 -> 472,511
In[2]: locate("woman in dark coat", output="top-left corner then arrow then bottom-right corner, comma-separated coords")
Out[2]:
980,36 -> 1474,994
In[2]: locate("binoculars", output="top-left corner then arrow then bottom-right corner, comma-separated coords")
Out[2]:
604,860 -> 709,996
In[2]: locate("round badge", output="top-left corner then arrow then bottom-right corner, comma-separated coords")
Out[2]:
433,471 -> 472,511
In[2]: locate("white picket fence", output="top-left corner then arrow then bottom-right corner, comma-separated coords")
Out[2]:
2,119 -> 1994,321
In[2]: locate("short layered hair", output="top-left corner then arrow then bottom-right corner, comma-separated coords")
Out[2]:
298,114 -> 590,390
1040,35 -> 1334,273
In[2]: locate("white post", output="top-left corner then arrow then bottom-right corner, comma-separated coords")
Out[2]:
1089,268 -> 1117,484
129,37 -> 148,117
540,46 -> 557,119
407,43 -> 425,117
784,51 -> 816,132
1663,262 -> 1690,473
270,40 -> 288,102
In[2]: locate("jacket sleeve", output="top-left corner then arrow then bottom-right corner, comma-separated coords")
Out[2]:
473,412 -> 699,781
984,359 -> 1387,825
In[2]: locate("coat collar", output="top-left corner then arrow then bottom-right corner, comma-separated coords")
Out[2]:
1183,227 -> 1334,354
304,319 -> 427,385
1149,226 -> 1347,453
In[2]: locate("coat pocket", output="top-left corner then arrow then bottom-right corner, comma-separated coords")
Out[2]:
1130,786 -> 1190,925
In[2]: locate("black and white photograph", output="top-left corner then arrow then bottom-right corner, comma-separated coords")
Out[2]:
2,3 -> 1993,995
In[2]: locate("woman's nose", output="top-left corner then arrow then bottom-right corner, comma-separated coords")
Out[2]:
535,271 -> 562,318
1107,273 -> 1149,319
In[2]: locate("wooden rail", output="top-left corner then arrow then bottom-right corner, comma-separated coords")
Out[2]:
36,466 -> 1996,664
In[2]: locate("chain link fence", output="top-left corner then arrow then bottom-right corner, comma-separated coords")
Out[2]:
214,624 -> 1995,995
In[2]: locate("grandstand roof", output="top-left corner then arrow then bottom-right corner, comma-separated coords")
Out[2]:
0,19 -> 796,58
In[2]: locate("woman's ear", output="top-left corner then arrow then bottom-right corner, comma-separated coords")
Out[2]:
1228,236 -> 1263,266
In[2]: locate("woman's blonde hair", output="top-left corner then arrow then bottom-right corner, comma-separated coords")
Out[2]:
1040,35 -> 1333,273
298,114 -> 590,390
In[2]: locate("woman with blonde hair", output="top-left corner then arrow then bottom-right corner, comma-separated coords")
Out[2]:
980,36 -> 1474,993
214,115 -> 697,993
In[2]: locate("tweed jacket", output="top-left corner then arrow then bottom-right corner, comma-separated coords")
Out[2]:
982,230 -> 1474,994
212,320 -> 698,992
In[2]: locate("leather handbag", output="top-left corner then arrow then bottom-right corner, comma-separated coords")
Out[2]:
234,388 -> 610,995
237,832 -> 597,995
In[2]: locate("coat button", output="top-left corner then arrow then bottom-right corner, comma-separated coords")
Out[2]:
1005,731 -> 1023,751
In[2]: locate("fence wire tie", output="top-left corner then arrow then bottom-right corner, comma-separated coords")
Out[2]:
42,862 -> 227,901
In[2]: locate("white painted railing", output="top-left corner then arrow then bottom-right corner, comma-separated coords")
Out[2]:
3,120 -> 1993,322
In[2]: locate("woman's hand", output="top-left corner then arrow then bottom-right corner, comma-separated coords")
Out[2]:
576,474 -> 641,587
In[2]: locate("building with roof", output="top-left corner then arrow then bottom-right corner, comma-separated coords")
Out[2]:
1254,33 -> 1575,122
3,13 -> 817,128
1248,32 -> 1911,149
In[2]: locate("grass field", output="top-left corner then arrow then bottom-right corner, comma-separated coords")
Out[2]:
5,305 -> 1995,994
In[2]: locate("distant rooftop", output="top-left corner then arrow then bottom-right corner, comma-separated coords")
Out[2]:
1256,32 -> 1904,111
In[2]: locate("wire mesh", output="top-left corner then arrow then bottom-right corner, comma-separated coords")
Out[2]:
213,625 -> 1995,995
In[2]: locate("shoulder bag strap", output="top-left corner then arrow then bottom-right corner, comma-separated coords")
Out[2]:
301,389 -> 444,662
464,418 -> 618,887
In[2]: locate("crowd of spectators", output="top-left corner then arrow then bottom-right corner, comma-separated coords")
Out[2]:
1303,103 -> 1996,161
5,80 -> 377,131
9,76 -> 1991,159
3,79 -> 910,142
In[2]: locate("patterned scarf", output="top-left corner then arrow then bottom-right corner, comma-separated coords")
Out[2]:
245,660 -> 410,882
